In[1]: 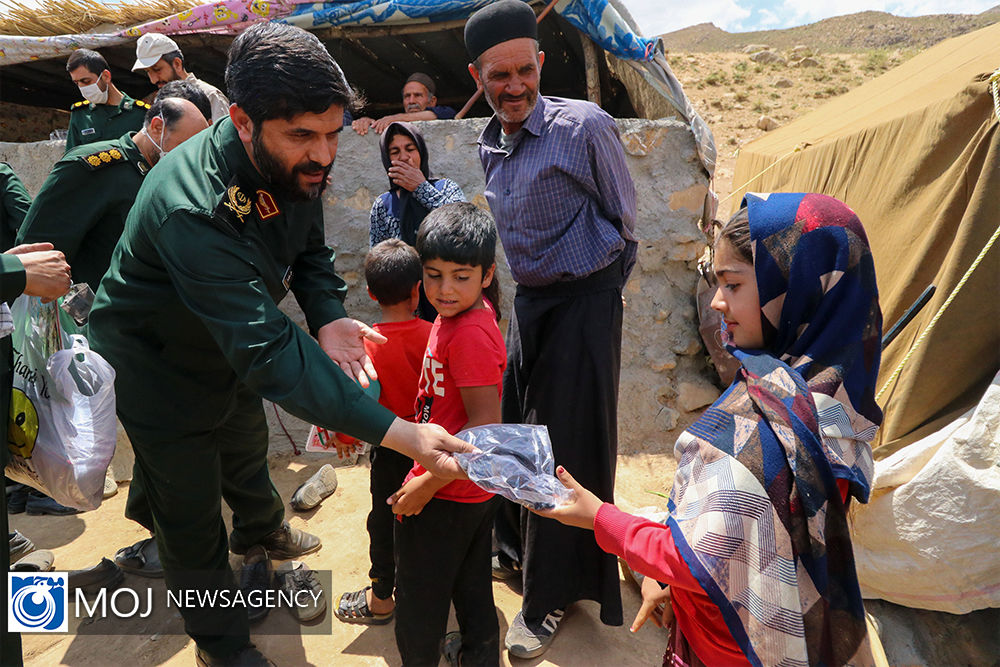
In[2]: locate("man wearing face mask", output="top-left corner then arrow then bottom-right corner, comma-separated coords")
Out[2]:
65,49 -> 149,153
16,82 -> 211,292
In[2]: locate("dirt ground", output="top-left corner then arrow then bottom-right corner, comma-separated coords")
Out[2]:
11,450 -> 680,666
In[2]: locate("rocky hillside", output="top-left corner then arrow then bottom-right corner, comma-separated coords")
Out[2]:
662,8 -> 999,52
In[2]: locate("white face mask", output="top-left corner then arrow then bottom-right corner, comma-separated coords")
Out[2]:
79,77 -> 108,105
148,115 -> 168,161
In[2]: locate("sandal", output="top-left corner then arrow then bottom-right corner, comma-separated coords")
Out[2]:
114,537 -> 164,578
440,631 -> 462,666
334,585 -> 393,625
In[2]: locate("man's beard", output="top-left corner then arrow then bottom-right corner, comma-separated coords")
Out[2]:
252,130 -> 331,202
483,86 -> 538,127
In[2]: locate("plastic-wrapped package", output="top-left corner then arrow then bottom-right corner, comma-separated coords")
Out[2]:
454,424 -> 575,510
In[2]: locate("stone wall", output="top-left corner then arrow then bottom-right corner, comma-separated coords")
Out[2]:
0,118 -> 718,458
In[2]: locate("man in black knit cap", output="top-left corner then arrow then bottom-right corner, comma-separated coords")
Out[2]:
465,0 -> 638,659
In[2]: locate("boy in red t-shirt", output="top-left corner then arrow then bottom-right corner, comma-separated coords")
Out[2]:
335,239 -> 432,626
388,203 -> 506,666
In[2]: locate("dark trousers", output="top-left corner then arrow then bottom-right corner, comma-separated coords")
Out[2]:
495,260 -> 625,626
395,497 -> 500,667
2,337 -> 23,666
121,387 -> 284,658
367,445 -> 414,600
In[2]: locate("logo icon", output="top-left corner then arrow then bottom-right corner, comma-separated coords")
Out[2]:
8,572 -> 67,632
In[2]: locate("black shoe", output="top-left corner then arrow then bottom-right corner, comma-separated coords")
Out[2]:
232,521 -> 321,561
7,484 -> 28,514
195,643 -> 275,667
239,545 -> 274,624
114,536 -> 164,578
491,553 -> 521,581
9,530 -> 35,562
68,558 -> 125,596
25,492 -> 80,516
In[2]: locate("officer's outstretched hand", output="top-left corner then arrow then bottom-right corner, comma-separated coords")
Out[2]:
5,242 -> 71,303
318,318 -> 387,388
380,419 -> 476,480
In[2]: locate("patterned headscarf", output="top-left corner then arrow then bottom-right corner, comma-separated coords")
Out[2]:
668,193 -> 881,666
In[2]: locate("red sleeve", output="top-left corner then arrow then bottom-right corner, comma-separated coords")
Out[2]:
446,323 -> 504,388
593,503 -> 702,593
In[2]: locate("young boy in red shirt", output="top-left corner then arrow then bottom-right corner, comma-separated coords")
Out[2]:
389,203 -> 506,666
336,239 -> 432,625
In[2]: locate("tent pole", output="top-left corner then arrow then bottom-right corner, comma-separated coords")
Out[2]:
581,32 -> 602,106
455,0 -> 561,119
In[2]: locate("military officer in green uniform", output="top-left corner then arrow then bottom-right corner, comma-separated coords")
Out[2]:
18,84 -> 210,290
65,49 -> 149,153
87,23 -> 472,666
0,163 -> 32,251
2,242 -> 71,667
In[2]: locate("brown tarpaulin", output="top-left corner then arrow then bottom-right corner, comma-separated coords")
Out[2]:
730,23 -> 1000,456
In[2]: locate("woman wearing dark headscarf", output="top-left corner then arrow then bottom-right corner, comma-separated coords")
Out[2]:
369,122 -> 465,321
537,193 -> 882,666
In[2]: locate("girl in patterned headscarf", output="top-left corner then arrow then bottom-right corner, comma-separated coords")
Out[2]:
536,193 -> 882,667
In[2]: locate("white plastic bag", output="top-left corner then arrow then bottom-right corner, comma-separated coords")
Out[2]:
454,424 -> 575,510
6,296 -> 117,510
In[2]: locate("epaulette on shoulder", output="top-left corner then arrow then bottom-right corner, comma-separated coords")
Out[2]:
79,146 -> 126,171
70,100 -> 88,110
135,100 -> 151,110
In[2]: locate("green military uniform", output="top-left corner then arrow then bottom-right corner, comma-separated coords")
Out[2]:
2,255 -> 26,666
16,134 -> 150,290
65,94 -> 148,153
1,163 -> 32,251
88,117 -> 396,657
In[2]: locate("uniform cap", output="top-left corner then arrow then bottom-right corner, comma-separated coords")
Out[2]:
132,33 -> 181,71
464,0 -> 538,62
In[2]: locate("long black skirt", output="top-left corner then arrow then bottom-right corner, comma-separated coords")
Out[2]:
495,260 -> 624,626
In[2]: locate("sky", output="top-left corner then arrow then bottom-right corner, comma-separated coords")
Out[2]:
620,0 -> 998,36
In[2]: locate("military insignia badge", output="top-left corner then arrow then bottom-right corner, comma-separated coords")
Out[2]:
86,155 -> 102,167
255,190 -> 280,221
81,147 -> 125,170
81,127 -> 96,135
223,185 -> 253,224
282,266 -> 293,291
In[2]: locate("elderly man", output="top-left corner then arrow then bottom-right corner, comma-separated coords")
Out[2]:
352,72 -> 456,135
465,0 -> 638,659
87,23 -> 471,666
65,49 -> 149,153
132,32 -> 231,123
17,81 -> 211,291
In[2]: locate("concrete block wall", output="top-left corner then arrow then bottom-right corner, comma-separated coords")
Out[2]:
0,117 -> 716,460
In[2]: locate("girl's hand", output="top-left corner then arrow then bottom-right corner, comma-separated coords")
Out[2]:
631,576 -> 674,633
530,467 -> 603,530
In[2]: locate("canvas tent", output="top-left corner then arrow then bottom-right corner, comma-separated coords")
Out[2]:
0,0 -> 715,177
731,22 -> 1000,456
731,22 -> 1000,614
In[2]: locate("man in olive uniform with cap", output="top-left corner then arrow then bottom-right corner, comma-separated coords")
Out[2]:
18,83 -> 210,291
65,49 -> 149,153
132,32 -> 231,123
88,22 -> 471,666
0,163 -> 32,251
464,0 -> 638,658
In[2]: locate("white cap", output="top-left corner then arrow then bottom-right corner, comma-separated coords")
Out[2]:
132,33 -> 181,71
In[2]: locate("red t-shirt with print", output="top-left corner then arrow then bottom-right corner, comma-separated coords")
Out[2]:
407,302 -> 505,503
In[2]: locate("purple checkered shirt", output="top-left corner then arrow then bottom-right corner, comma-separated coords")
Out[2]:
478,96 -> 637,287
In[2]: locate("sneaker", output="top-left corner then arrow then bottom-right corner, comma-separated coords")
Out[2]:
239,545 -> 274,624
195,643 -> 275,667
491,553 -> 521,582
9,530 -> 35,562
505,608 -> 565,659
103,472 -> 118,499
232,522 -> 321,561
290,464 -> 338,512
276,560 -> 326,623
25,492 -> 80,516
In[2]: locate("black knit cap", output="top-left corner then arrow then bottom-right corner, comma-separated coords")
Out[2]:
464,0 -> 538,62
